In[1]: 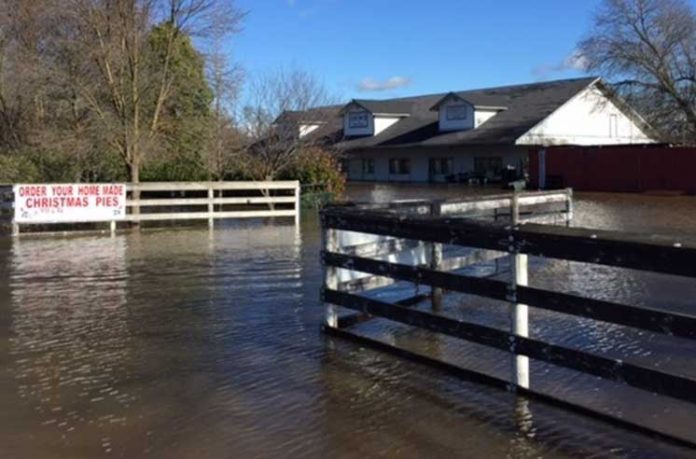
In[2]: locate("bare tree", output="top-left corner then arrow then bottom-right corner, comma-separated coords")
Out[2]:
204,22 -> 245,180
241,68 -> 339,180
0,0 -> 56,150
579,0 -> 696,142
62,0 -> 245,184
0,0 -> 99,180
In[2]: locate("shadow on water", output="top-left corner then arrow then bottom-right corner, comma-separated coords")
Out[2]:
0,185 -> 695,457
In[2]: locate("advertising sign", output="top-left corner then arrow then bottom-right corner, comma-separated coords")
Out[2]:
13,183 -> 127,223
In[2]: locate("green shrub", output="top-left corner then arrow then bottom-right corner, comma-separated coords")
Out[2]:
281,147 -> 346,201
0,154 -> 41,183
141,154 -> 208,182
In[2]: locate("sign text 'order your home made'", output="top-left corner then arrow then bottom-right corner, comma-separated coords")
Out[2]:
13,184 -> 127,223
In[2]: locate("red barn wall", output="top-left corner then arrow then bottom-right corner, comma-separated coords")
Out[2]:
529,145 -> 696,194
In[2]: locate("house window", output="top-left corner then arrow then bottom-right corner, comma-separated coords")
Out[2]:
362,158 -> 375,175
474,156 -> 503,178
429,158 -> 453,175
348,111 -> 369,129
389,158 -> 411,175
446,104 -> 468,121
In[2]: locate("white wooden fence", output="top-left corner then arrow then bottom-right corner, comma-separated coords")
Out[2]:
1,181 -> 301,236
332,189 -> 573,292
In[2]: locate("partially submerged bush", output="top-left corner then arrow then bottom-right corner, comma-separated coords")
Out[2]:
281,147 -> 346,198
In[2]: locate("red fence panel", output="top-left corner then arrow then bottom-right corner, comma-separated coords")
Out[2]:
530,145 -> 696,194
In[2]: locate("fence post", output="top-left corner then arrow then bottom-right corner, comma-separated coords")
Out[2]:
109,220 -> 116,235
322,222 -> 339,328
430,201 -> 443,310
294,181 -> 301,226
565,188 -> 573,227
509,192 -> 530,390
207,184 -> 214,229
11,221 -> 19,237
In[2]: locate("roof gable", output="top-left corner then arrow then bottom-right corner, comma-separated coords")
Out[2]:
340,99 -> 412,117
429,92 -> 508,112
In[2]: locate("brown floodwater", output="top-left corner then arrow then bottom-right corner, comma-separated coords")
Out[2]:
1,183 -> 696,458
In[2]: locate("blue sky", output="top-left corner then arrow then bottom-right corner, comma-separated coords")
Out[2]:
231,0 -> 606,100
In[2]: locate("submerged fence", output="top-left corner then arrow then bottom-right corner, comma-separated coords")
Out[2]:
2,181 -> 300,236
320,189 -> 696,448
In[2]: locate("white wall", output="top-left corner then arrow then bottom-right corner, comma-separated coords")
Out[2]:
439,99 -> 475,131
374,116 -> 401,135
299,124 -> 319,138
346,145 -> 528,183
344,112 -> 402,137
474,109 -> 499,128
516,85 -> 655,145
347,158 -> 363,179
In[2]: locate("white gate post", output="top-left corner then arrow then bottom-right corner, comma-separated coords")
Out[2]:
430,201 -> 443,310
294,181 -> 301,226
509,193 -> 530,390
322,224 -> 339,328
565,188 -> 573,227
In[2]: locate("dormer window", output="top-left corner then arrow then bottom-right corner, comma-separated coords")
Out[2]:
341,100 -> 411,137
348,111 -> 369,129
431,95 -> 474,132
446,104 -> 468,121
430,93 -> 507,132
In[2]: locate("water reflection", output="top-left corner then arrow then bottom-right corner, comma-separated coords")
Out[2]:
1,186 -> 696,457
7,236 -> 131,455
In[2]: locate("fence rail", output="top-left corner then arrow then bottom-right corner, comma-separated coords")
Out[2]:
320,189 -> 696,448
3,181 -> 300,236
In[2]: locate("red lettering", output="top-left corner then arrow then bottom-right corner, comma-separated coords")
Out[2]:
96,196 -> 118,207
19,185 -> 46,197
51,185 -> 73,196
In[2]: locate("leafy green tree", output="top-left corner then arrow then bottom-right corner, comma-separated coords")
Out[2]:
141,22 -> 213,181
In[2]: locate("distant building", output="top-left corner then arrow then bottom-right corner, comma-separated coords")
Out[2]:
277,77 -> 657,183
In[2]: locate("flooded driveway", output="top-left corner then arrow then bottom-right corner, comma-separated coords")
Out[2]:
1,184 -> 696,458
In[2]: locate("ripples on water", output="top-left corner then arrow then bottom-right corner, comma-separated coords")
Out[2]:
1,187 -> 696,458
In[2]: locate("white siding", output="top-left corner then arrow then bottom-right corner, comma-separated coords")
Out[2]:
347,158 -> 363,179
299,124 -> 319,138
374,116 -> 401,135
516,85 -> 654,145
346,146 -> 527,183
474,109 -> 499,128
439,99 -> 475,131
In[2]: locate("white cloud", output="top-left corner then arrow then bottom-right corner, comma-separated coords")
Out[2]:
564,50 -> 590,71
533,50 -> 590,78
357,76 -> 412,92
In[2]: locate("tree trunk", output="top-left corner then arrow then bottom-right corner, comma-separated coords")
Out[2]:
130,157 -> 141,228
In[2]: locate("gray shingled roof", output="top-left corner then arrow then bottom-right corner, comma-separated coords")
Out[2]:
342,99 -> 414,116
286,77 -> 602,149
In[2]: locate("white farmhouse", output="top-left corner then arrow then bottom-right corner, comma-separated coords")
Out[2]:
279,77 -> 657,183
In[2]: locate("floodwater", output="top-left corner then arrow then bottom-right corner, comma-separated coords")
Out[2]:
1,183 -> 696,458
